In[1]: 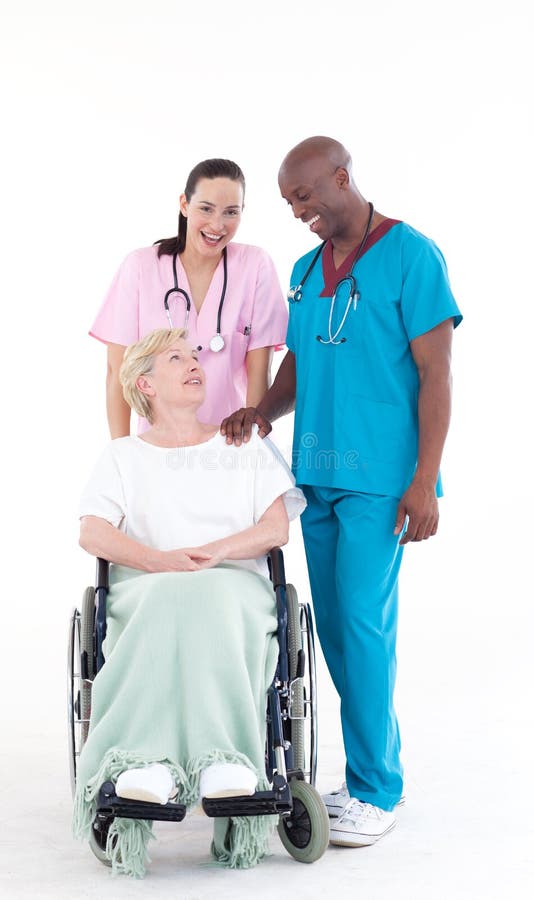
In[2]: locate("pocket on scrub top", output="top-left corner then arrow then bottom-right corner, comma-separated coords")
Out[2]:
229,329 -> 250,364
348,394 -> 412,464
358,292 -> 403,346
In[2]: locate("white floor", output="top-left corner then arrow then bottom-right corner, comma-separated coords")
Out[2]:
2,500 -> 533,900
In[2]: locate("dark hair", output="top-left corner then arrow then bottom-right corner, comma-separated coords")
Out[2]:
155,158 -> 246,257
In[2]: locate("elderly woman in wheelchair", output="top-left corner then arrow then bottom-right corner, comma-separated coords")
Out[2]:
72,327 -> 328,876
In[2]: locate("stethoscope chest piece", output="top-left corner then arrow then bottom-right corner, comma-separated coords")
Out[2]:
287,285 -> 303,302
209,333 -> 225,353
165,246 -> 229,352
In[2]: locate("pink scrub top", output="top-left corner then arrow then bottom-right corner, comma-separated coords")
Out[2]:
90,242 -> 288,426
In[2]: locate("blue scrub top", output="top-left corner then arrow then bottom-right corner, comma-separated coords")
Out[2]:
286,222 -> 463,499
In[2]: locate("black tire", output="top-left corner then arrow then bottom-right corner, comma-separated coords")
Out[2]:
286,584 -> 305,771
67,608 -> 80,797
80,587 -> 95,746
89,820 -> 113,867
277,779 -> 330,863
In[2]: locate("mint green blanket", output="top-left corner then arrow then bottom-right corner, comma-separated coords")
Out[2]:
73,564 -> 279,876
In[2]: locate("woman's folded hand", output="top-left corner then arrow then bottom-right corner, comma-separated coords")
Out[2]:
154,548 -> 214,572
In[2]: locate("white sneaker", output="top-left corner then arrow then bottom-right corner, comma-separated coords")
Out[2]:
322,782 -> 350,818
322,782 -> 406,818
115,763 -> 175,805
329,798 -> 397,847
199,763 -> 257,799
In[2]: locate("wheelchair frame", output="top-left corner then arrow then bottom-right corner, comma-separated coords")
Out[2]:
67,548 -> 327,864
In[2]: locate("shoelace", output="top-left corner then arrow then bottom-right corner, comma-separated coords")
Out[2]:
338,798 -> 374,825
330,782 -> 348,797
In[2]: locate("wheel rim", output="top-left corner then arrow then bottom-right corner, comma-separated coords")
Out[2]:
67,609 -> 81,797
282,795 -> 312,849
286,584 -> 306,772
277,780 -> 330,863
67,587 -> 96,798
303,602 -> 318,786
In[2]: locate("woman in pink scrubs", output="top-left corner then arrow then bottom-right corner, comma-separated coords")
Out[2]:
90,159 -> 288,436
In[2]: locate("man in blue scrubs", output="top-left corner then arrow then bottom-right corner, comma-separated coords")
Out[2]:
221,136 -> 462,847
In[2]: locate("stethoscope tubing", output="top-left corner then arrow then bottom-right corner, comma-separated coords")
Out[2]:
287,202 -> 375,345
164,246 -> 228,345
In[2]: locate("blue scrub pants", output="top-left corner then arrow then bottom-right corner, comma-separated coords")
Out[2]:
301,485 -> 404,812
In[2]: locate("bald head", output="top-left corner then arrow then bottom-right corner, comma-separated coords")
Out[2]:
279,136 -> 352,182
278,136 -> 368,245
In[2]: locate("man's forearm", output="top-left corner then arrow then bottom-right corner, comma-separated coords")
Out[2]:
414,369 -> 452,486
257,350 -> 296,422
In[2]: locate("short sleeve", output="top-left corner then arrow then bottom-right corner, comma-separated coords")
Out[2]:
401,236 -> 463,342
247,250 -> 288,352
250,430 -> 306,523
79,444 -> 126,528
90,250 -> 141,347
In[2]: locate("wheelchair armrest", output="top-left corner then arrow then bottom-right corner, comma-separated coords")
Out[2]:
268,548 -> 290,686
268,548 -> 286,589
95,558 -> 109,673
96,557 -> 109,592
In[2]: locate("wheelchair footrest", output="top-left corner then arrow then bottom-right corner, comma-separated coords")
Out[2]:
96,781 -> 187,822
202,776 -> 292,818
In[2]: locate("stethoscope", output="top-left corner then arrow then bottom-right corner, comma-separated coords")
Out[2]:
287,202 -> 374,345
164,246 -> 228,353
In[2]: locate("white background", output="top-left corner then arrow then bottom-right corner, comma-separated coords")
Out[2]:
1,1 -> 533,897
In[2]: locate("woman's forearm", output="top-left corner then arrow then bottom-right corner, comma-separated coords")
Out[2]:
106,343 -> 131,439
200,520 -> 288,561
245,346 -> 273,408
80,516 -> 161,571
80,499 -> 289,574
198,498 -> 289,562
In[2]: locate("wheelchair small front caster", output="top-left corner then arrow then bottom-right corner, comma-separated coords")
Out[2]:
89,812 -> 115,867
277,779 -> 329,863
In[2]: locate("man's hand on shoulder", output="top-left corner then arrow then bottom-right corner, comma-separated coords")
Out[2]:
220,407 -> 272,446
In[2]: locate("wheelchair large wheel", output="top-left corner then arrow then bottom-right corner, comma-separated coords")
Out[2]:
277,779 -> 330,863
286,584 -> 305,771
80,586 -> 96,743
286,585 -> 318,785
67,607 -> 81,796
67,587 -> 95,796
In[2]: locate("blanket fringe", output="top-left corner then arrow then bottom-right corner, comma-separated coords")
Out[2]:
73,746 -> 275,876
211,814 -> 275,869
107,817 -> 153,878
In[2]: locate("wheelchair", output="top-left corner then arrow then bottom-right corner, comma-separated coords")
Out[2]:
67,548 -> 329,866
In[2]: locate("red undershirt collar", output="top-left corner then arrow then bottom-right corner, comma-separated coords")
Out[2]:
320,218 -> 401,297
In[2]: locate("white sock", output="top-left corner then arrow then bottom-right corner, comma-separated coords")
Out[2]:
199,763 -> 257,799
115,763 -> 175,805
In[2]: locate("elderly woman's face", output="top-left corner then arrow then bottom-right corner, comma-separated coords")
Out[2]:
147,338 -> 206,408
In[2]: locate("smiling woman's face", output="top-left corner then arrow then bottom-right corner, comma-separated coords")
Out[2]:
139,338 -> 206,410
180,177 -> 244,258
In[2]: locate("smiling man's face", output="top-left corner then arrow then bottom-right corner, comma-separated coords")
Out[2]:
278,155 -> 349,242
